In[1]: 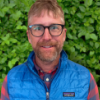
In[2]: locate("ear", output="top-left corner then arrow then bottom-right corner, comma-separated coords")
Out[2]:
63,28 -> 67,42
26,30 -> 32,44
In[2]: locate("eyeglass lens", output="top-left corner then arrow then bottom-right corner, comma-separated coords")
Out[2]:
31,24 -> 63,37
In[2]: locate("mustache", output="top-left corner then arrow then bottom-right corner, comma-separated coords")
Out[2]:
37,40 -> 57,46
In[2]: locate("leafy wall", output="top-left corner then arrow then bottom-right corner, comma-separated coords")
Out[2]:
0,0 -> 100,96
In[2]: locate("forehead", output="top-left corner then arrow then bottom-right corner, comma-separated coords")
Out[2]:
28,11 -> 64,25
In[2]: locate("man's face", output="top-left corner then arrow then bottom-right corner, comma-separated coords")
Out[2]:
27,11 -> 66,62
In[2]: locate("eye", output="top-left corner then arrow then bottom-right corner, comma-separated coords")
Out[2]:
33,26 -> 42,31
50,26 -> 58,30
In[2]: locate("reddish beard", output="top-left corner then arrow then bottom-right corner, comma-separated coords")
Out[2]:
37,40 -> 57,47
33,40 -> 62,62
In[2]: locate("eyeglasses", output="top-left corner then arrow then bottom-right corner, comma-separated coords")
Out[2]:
29,24 -> 65,37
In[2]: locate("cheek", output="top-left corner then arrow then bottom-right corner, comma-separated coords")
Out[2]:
59,34 -> 65,43
56,38 -> 64,47
30,37 -> 38,48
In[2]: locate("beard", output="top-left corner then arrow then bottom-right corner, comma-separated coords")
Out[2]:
33,40 -> 63,62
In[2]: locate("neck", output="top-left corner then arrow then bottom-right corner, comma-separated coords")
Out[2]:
35,55 -> 60,73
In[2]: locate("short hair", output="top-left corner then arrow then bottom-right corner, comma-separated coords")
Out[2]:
28,0 -> 64,25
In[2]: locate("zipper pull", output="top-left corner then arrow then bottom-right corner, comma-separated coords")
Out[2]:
46,92 -> 49,100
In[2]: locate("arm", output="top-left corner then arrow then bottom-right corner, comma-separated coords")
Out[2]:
87,73 -> 99,100
1,76 -> 10,100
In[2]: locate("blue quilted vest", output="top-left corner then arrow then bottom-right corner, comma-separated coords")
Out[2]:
7,50 -> 90,100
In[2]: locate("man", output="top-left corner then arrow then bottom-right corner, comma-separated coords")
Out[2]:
1,0 -> 99,100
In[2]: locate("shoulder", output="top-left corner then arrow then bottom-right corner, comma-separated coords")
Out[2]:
7,62 -> 27,78
67,59 -> 89,72
61,50 -> 90,71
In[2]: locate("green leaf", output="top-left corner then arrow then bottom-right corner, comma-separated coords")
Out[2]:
8,58 -> 19,69
89,18 -> 94,23
89,41 -> 94,47
8,3 -> 16,8
2,34 -> 10,41
89,51 -> 94,56
85,33 -> 90,40
78,32 -> 84,38
0,79 -> 4,82
2,74 -> 6,79
63,8 -> 69,14
67,33 -> 73,39
71,7 -> 77,15
76,13 -> 84,19
76,55 -> 83,60
88,0 -> 93,6
16,25 -> 27,30
22,26 -> 27,30
10,38 -> 18,43
70,47 -> 75,52
85,0 -> 93,6
80,47 -> 86,52
90,34 -> 98,40
95,2 -> 100,6
84,21 -> 89,26
0,0 -> 4,8
5,40 -> 10,45
95,42 -> 100,49
11,11 -> 22,20
2,7 -> 8,13
87,26 -> 94,33
79,6 -> 86,12
57,0 -> 62,3
0,11 -> 5,17
91,57 -> 97,64
0,57 -> 7,64
8,61 -> 13,69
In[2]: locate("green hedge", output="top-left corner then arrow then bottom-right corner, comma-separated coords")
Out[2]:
0,0 -> 100,96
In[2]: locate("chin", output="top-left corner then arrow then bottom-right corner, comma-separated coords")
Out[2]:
38,52 -> 58,62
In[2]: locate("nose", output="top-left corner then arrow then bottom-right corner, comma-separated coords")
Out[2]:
42,28 -> 52,40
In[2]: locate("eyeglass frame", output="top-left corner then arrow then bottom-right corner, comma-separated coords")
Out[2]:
28,24 -> 65,37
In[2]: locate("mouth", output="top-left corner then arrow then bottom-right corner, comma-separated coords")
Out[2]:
42,46 -> 53,48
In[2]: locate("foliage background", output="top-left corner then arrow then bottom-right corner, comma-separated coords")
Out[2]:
0,0 -> 100,97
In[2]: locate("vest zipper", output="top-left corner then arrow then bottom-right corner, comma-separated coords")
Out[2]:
26,62 -> 50,99
48,59 -> 61,96
46,61 -> 61,100
30,70 -> 50,100
35,75 -> 49,100
46,92 -> 49,100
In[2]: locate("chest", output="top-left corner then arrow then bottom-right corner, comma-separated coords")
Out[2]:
8,69 -> 89,100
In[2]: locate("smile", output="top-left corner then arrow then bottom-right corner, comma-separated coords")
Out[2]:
42,46 -> 53,48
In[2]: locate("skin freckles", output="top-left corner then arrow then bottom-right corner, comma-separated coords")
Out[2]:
27,10 -> 67,72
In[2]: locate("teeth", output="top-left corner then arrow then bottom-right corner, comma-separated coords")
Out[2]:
43,46 -> 52,48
